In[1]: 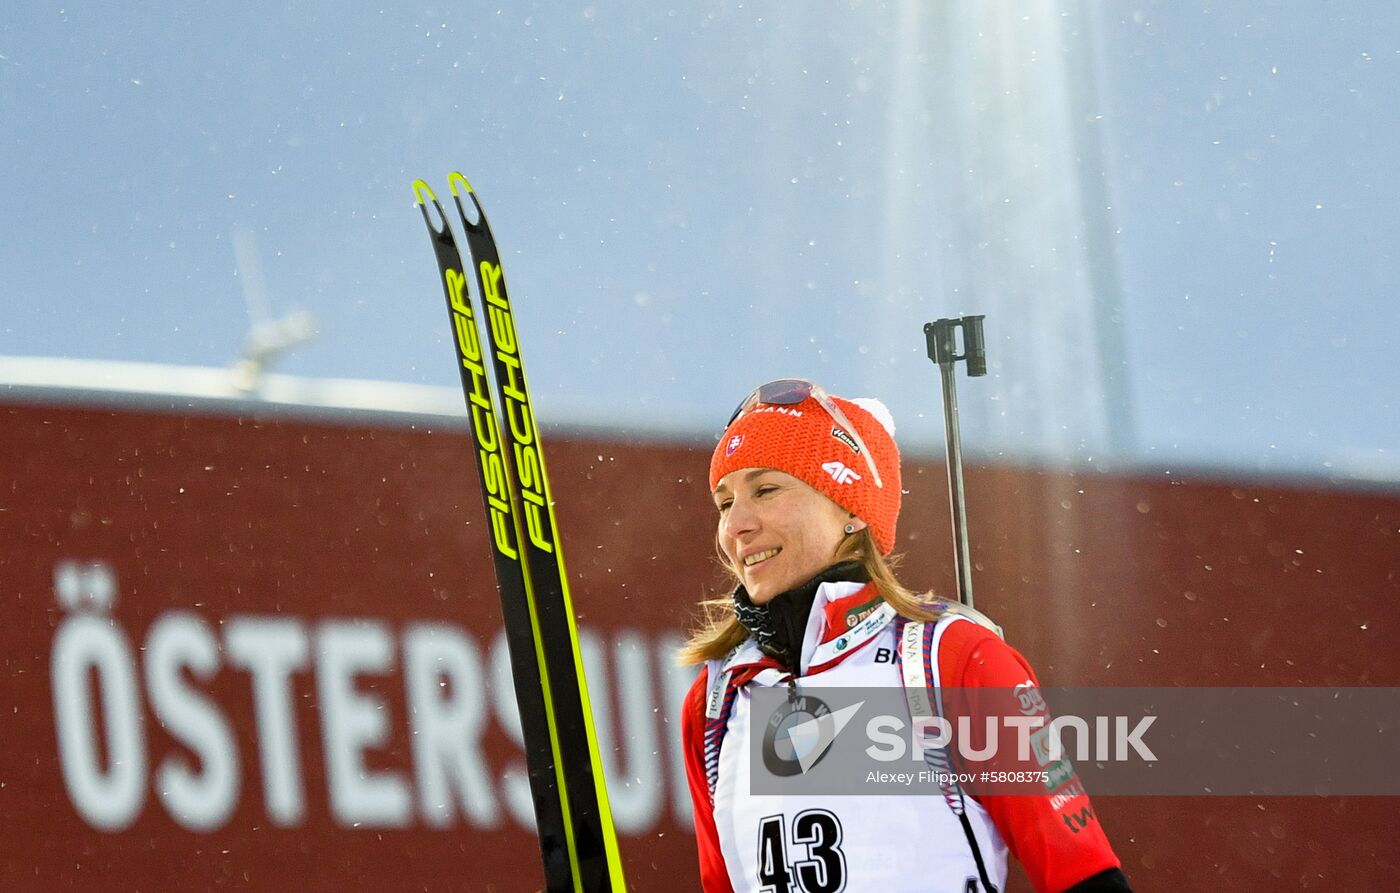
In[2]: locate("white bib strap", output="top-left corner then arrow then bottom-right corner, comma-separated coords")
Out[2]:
896,614 -> 1002,893
704,666 -> 733,720
702,655 -> 792,801
898,616 -> 963,812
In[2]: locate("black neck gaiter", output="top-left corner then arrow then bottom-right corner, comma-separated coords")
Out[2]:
731,560 -> 869,673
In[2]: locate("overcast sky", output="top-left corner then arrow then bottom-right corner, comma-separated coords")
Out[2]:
2,2 -> 1396,482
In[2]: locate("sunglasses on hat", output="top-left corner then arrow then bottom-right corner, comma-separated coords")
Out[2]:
727,378 -> 884,488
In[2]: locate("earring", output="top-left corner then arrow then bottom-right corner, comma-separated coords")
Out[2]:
843,523 -> 856,535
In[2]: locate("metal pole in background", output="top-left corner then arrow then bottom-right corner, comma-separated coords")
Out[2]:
924,315 -> 987,609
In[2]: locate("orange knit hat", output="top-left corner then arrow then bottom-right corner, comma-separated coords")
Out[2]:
709,388 -> 902,554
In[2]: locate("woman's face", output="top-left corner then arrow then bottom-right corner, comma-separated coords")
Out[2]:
713,468 -> 863,605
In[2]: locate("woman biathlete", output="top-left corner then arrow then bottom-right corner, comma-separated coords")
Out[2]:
679,379 -> 1132,892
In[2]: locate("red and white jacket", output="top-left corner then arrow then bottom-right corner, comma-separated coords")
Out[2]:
681,580 -> 1123,893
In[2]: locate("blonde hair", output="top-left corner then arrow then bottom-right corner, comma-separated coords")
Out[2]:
676,527 -> 943,666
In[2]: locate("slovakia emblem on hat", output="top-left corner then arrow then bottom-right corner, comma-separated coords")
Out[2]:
726,434 -> 744,456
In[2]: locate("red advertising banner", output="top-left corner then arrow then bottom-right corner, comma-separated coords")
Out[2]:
2,398 -> 1397,890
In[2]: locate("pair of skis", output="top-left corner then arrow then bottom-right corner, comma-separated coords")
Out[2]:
412,174 -> 626,893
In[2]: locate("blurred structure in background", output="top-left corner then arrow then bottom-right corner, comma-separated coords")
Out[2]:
3,369 -> 1396,890
872,2 -> 1134,460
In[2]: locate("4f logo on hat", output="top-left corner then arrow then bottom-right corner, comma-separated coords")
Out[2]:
822,461 -> 861,485
726,434 -> 744,457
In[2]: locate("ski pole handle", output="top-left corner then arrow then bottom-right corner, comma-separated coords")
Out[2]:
925,315 -> 987,377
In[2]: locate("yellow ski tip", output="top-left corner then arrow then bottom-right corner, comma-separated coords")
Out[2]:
447,171 -> 474,196
411,179 -> 438,206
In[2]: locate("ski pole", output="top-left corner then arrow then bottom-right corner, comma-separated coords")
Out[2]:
923,315 -> 987,609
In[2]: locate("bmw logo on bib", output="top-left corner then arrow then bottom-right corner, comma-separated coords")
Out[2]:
762,693 -> 834,777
